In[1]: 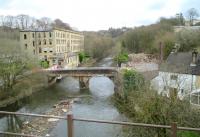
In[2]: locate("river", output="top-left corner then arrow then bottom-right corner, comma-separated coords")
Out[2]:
0,57 -> 127,137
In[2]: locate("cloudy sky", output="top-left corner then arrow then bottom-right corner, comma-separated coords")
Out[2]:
0,0 -> 199,31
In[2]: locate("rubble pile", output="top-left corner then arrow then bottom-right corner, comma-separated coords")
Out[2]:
21,100 -> 72,136
126,53 -> 159,72
128,53 -> 158,64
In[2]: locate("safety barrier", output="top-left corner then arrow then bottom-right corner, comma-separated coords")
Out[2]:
0,111 -> 199,137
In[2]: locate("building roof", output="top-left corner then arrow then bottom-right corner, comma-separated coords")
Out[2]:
160,52 -> 200,75
20,27 -> 83,35
20,29 -> 52,32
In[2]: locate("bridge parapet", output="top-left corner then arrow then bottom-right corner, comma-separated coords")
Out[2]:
47,67 -> 118,76
46,67 -> 119,90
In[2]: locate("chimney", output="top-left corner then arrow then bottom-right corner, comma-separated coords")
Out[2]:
159,42 -> 164,62
191,49 -> 198,66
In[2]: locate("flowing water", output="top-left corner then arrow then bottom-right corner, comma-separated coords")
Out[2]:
0,57 -> 127,137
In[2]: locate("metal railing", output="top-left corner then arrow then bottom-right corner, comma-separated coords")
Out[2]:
0,111 -> 199,137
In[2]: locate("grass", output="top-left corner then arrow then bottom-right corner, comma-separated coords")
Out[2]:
178,131 -> 200,137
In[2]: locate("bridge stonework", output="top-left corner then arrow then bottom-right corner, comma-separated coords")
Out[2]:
46,67 -> 120,92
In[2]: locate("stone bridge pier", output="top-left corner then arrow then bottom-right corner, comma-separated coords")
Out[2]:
78,77 -> 90,89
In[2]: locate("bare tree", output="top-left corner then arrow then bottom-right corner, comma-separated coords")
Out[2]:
35,19 -> 42,30
14,16 -> 20,29
186,8 -> 199,26
17,14 -> 30,29
40,17 -> 52,30
0,15 -> 5,27
5,15 -> 15,29
52,18 -> 71,30
29,17 -> 37,30
35,17 -> 52,30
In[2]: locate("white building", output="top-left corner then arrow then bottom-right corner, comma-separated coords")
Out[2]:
151,51 -> 200,104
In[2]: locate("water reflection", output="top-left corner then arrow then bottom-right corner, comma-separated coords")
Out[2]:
6,115 -> 22,133
89,76 -> 114,98
51,75 -> 124,137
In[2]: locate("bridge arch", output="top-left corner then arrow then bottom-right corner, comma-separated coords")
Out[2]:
89,76 -> 115,97
46,67 -> 119,92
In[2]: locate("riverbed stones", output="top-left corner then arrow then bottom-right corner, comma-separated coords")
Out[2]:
47,118 -> 59,122
20,100 -> 72,136
62,108 -> 67,112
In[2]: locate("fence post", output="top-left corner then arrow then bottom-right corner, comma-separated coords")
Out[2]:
67,113 -> 74,137
171,122 -> 177,137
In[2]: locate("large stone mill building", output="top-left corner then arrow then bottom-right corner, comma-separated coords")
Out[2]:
20,28 -> 84,68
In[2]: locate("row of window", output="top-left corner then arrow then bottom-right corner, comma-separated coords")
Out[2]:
56,46 -> 72,53
24,43 -> 80,53
38,47 -> 53,53
71,35 -> 83,39
28,40 -> 52,47
55,32 -> 83,40
38,39 -> 52,45
56,39 -> 70,45
55,32 -> 69,38
37,32 -> 52,38
23,32 -> 83,40
23,32 -> 52,40
64,56 -> 78,64
71,40 -> 83,44
55,39 -> 83,45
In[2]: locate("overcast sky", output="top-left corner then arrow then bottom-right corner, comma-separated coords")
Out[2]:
0,0 -> 199,31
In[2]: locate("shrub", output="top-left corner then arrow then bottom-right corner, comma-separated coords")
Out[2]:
40,61 -> 49,68
114,52 -> 129,67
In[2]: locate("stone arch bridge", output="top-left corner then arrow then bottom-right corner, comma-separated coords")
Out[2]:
46,67 -> 119,91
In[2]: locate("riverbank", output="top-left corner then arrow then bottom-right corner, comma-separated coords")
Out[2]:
79,58 -> 97,67
21,100 -> 72,136
0,72 -> 47,108
0,57 -> 128,137
112,69 -> 200,137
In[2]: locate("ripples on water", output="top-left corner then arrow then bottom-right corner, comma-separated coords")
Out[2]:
51,76 -> 125,137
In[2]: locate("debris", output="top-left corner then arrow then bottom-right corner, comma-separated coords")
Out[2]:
23,121 -> 29,125
127,53 -> 158,72
58,100 -> 70,105
48,118 -> 59,122
128,53 -> 158,63
21,100 -> 72,136
62,109 -> 67,112
73,98 -> 81,103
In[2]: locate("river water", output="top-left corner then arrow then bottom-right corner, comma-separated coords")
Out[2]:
0,57 -> 126,137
